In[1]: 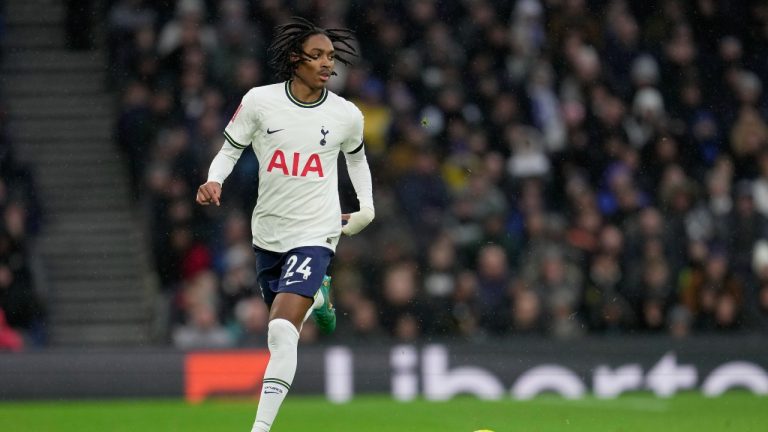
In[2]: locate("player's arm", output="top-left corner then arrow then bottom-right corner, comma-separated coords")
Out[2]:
196,141 -> 245,206
197,91 -> 260,206
340,105 -> 374,235
342,144 -> 374,235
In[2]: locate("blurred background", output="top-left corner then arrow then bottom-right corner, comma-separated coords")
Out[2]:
1,0 -> 768,356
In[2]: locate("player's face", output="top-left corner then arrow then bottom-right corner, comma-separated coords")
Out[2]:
294,33 -> 335,90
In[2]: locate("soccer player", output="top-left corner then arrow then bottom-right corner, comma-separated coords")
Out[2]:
195,17 -> 374,432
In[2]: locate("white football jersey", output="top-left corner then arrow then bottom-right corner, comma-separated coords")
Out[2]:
220,81 -> 365,253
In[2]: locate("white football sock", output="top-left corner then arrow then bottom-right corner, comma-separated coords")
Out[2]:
251,319 -> 300,432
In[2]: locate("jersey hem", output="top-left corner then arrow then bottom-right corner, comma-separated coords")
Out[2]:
252,238 -> 338,254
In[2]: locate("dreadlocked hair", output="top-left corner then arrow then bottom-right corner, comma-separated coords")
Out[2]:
268,16 -> 357,81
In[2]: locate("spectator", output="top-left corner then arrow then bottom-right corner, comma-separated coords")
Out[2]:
422,233 -> 458,334
0,310 -> 23,352
729,181 -> 768,275
475,244 -> 511,334
231,297 -> 268,347
449,271 -> 481,338
347,299 -> 387,341
395,149 -> 450,245
106,0 -> 768,342
509,279 -> 544,335
680,247 -> 744,331
157,0 -> 217,57
173,302 -> 235,349
583,252 -> 634,333
0,100 -> 45,345
638,258 -> 674,332
668,305 -> 693,339
378,262 -> 431,341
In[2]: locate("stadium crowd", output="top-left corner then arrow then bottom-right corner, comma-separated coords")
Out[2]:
107,0 -> 768,347
0,82 -> 45,350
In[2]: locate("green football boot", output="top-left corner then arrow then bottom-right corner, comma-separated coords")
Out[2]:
312,275 -> 336,334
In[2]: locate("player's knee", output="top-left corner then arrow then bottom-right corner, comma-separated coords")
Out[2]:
267,318 -> 300,354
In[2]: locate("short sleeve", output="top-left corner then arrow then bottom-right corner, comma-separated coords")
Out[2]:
342,103 -> 365,154
223,89 -> 261,149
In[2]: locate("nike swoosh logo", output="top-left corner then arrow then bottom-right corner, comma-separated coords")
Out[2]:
284,280 -> 302,285
266,128 -> 284,134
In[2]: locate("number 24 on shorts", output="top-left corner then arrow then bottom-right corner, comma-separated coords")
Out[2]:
284,255 -> 312,281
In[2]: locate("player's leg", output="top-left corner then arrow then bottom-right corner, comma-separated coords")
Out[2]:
292,251 -> 335,332
251,247 -> 331,432
269,292 -> 314,328
302,282 -> 325,324
251,248 -> 299,432
301,276 -> 333,326
252,293 -> 312,432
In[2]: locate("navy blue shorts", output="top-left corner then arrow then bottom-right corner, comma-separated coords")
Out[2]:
253,246 -> 333,306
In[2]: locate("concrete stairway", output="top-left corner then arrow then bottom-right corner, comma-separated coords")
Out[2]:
2,0 -> 156,346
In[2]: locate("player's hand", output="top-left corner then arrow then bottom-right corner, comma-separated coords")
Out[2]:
341,207 -> 375,236
196,181 -> 222,206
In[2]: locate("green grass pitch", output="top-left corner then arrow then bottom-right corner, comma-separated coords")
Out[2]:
0,392 -> 764,431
